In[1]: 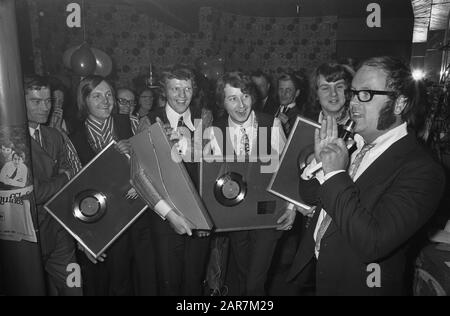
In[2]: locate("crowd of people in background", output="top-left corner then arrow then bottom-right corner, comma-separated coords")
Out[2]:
11,55 -> 447,296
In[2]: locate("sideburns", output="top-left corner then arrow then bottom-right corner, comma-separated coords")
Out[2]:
377,99 -> 396,130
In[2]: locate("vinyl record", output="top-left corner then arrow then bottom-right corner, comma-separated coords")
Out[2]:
72,189 -> 107,223
214,172 -> 247,207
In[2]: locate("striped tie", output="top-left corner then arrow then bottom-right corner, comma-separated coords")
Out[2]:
34,129 -> 42,147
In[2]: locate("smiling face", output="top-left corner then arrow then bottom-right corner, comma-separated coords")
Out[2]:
350,66 -> 394,143
316,75 -> 347,117
86,80 -> 114,122
117,89 -> 136,114
223,84 -> 253,124
165,78 -> 193,114
26,87 -> 52,128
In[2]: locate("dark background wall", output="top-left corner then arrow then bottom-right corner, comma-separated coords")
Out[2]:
18,0 -> 414,88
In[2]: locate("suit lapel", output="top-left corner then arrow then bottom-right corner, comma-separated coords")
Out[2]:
321,134 -> 415,241
31,129 -> 52,160
354,134 -> 413,188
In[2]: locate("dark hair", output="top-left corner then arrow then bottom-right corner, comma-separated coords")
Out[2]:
250,70 -> 271,83
277,73 -> 300,91
76,75 -> 116,120
23,74 -> 50,93
12,150 -> 25,160
48,76 -> 68,96
215,71 -> 257,110
159,65 -> 197,98
306,63 -> 354,118
360,56 -> 424,130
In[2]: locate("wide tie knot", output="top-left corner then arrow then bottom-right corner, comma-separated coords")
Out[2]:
177,116 -> 185,128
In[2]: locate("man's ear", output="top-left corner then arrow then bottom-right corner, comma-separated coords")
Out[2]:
295,89 -> 300,99
394,96 -> 407,115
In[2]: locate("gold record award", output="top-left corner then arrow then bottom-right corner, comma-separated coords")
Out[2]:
214,172 -> 247,207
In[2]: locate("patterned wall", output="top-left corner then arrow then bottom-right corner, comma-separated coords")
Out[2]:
27,0 -> 337,88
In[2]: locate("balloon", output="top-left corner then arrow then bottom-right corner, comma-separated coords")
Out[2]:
70,43 -> 96,76
62,45 -> 80,69
91,47 -> 113,77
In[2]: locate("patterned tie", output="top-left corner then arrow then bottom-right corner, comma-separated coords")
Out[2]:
239,126 -> 250,156
177,116 -> 185,128
348,143 -> 375,179
34,129 -> 42,147
315,142 -> 374,256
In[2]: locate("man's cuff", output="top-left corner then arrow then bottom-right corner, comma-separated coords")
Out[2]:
287,203 -> 295,210
154,200 -> 172,219
323,170 -> 346,182
302,159 -> 326,184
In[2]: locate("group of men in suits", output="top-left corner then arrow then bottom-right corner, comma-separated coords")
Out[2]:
16,55 -> 445,296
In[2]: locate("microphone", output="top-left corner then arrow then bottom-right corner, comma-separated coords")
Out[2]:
307,120 -> 356,176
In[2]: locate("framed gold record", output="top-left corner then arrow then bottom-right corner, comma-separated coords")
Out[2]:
44,142 -> 148,259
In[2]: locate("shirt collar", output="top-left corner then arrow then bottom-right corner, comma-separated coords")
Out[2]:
165,104 -> 195,131
228,110 -> 255,131
28,124 -> 41,137
355,122 -> 408,150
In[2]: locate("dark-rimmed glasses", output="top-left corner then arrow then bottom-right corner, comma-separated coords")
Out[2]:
347,89 -> 396,102
117,98 -> 136,106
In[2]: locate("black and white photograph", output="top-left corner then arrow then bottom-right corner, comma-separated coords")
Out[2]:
0,0 -> 449,299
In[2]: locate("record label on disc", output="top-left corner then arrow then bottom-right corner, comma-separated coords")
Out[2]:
73,190 -> 107,223
214,172 -> 247,207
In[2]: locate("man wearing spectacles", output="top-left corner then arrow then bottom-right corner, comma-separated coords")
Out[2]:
288,56 -> 445,295
116,88 -> 136,115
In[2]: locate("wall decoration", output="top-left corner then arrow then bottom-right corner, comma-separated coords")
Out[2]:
27,0 -> 337,88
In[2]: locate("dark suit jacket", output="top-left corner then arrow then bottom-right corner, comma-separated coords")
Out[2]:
31,125 -> 70,256
276,104 -> 303,136
256,95 -> 278,116
31,125 -> 69,208
287,133 -> 445,295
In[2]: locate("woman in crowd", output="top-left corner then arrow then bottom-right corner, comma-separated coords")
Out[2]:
135,88 -> 155,118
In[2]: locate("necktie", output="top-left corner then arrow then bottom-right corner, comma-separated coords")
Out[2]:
34,129 -> 42,147
315,142 -> 375,256
348,143 -> 375,179
9,168 -> 18,179
240,126 -> 250,156
177,116 -> 186,128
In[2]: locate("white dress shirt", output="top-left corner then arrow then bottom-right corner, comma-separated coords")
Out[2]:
302,122 -> 408,258
208,111 -> 287,157
165,104 -> 195,132
28,125 -> 42,145
153,105 -> 196,219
